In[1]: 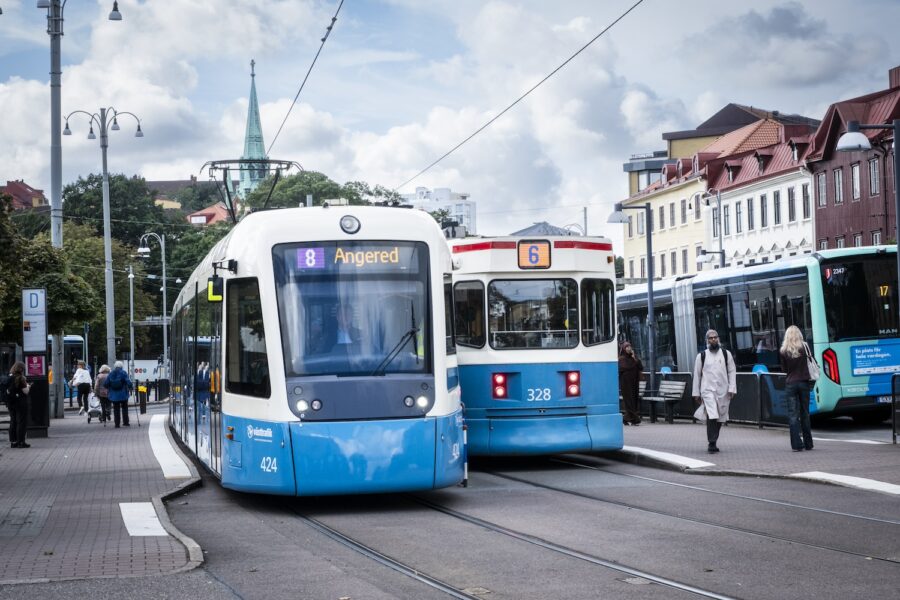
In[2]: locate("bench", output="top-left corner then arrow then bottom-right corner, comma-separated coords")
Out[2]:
638,379 -> 687,424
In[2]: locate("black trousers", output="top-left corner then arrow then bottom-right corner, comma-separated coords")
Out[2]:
77,383 -> 91,411
98,396 -> 111,421
706,420 -> 722,444
112,401 -> 130,426
7,399 -> 29,445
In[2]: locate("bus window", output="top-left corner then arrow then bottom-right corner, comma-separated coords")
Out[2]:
453,281 -> 485,348
776,282 -> 812,343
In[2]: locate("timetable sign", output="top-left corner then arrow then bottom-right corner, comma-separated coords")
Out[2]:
518,240 -> 551,269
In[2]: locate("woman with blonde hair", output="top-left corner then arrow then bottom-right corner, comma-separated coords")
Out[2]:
779,325 -> 815,452
94,365 -> 112,424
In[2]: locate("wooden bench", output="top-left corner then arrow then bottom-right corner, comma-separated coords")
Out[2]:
638,379 -> 687,424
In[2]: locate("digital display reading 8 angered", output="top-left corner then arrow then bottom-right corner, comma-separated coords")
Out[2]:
286,241 -> 423,276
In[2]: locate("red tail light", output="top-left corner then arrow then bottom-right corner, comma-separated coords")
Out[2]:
822,348 -> 840,384
492,373 -> 508,399
565,370 -> 581,397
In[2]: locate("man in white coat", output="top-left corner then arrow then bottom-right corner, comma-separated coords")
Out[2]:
692,329 -> 736,453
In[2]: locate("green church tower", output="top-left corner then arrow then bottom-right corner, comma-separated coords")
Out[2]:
239,59 -> 268,199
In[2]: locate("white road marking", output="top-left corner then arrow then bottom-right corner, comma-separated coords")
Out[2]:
791,471 -> 900,496
810,437 -> 889,445
149,414 -> 191,479
622,445 -> 716,469
119,502 -> 168,536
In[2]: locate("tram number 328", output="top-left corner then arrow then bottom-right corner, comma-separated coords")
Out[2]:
260,457 -> 278,473
527,388 -> 552,401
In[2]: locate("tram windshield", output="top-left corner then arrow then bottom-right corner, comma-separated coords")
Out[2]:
273,241 -> 430,377
488,279 -> 578,349
821,254 -> 899,341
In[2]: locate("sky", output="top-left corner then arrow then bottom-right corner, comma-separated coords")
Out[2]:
1,0 -> 899,244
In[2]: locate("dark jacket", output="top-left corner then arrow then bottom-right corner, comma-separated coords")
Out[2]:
779,347 -> 811,384
104,367 -> 132,402
618,353 -> 643,403
7,373 -> 29,403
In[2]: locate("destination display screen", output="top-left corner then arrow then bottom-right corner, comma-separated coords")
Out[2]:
518,240 -> 551,269
278,241 -> 425,276
821,256 -> 898,340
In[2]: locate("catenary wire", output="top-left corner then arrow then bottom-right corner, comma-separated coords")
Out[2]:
392,0 -> 646,192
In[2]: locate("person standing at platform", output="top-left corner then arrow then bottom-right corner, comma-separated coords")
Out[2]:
70,360 -> 93,416
692,329 -> 736,453
618,341 -> 643,426
779,325 -> 815,452
6,361 -> 31,448
104,361 -> 132,428
93,365 -> 112,423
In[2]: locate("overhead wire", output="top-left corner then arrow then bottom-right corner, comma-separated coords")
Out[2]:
266,0 -> 344,156
392,0 -> 646,192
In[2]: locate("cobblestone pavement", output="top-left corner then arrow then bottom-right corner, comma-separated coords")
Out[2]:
0,404 -> 193,583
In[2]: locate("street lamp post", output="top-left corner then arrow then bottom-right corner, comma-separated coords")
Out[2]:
138,233 -> 168,381
609,202 -> 656,397
128,265 -> 135,382
36,0 -> 122,418
64,107 -> 143,365
690,189 -> 725,268
837,119 -> 900,330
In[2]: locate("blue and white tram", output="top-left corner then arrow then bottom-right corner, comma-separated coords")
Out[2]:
169,206 -> 466,495
450,237 -> 623,455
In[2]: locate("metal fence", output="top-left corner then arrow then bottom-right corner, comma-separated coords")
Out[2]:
640,371 -> 794,428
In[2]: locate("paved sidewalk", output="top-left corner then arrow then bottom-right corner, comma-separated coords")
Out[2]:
0,403 -> 200,584
607,420 -> 900,493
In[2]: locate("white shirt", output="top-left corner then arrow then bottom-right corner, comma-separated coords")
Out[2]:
691,349 -> 736,398
72,368 -> 93,386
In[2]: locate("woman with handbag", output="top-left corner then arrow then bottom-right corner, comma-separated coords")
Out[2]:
779,325 -> 817,452
6,361 -> 32,448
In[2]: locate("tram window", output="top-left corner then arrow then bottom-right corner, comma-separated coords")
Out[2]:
694,295 -> 730,352
444,280 -> 456,355
775,281 -> 812,343
581,278 -> 614,346
487,279 -> 578,350
226,278 -> 270,398
453,281 -> 485,348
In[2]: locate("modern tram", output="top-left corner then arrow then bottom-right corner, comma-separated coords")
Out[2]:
169,206 -> 466,495
618,246 -> 898,423
450,236 -> 623,455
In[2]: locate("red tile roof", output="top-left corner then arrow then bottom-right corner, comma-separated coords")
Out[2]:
806,87 -> 900,162
0,180 -> 48,210
699,119 -> 785,157
709,134 -> 813,193
186,202 -> 231,225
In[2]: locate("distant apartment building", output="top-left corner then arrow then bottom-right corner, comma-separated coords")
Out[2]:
1,180 -> 48,210
401,187 -> 477,234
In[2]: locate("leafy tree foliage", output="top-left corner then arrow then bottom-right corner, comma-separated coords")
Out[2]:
172,182 -> 221,213
243,171 -> 402,210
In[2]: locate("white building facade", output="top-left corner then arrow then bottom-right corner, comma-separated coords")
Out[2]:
401,187 -> 477,234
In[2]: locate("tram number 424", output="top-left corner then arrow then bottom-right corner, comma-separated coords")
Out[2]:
260,457 -> 278,473
527,388 -> 552,401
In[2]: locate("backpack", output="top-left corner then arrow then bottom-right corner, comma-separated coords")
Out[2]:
697,348 -> 732,387
0,374 -> 9,405
107,372 -> 125,391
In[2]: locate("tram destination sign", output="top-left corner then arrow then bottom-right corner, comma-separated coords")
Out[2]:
518,240 -> 551,270
286,241 -> 424,275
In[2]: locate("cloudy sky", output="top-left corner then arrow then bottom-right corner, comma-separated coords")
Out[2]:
1,0 -> 899,242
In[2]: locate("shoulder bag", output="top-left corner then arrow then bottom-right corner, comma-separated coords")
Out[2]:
804,342 -> 820,382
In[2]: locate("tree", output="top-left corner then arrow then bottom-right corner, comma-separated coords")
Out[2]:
428,208 -> 453,227
244,171 -> 352,209
172,182 -> 220,213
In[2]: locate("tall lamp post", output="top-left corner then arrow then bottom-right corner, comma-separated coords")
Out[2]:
63,107 -> 143,365
690,188 -> 725,268
609,201 -> 656,397
837,119 -> 900,324
138,233 -> 168,381
34,0 -> 122,418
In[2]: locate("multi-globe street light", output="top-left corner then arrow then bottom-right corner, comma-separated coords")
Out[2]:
63,107 -> 143,365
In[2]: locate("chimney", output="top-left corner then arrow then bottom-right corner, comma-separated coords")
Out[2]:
890,66 -> 900,89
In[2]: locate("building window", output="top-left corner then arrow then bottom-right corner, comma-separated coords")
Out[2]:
760,194 -> 768,228
694,196 -> 701,220
671,251 -> 677,276
660,253 -> 666,278
817,172 -> 827,207
851,163 -> 861,200
873,231 -> 882,245
727,167 -> 734,183
627,215 -> 633,238
773,190 -> 782,225
791,144 -> 799,162
659,205 -> 665,230
802,183 -> 810,219
638,211 -> 645,235
747,197 -> 754,230
735,202 -> 743,233
640,257 -> 646,279
723,205 -> 730,236
681,199 -> 687,224
669,202 -> 675,229
628,259 -> 634,279
787,187 -> 796,222
869,159 -> 880,196
682,248 -> 688,274
712,207 -> 720,238
833,168 -> 844,204
836,236 -> 845,249
819,239 -> 827,250
853,233 -> 863,247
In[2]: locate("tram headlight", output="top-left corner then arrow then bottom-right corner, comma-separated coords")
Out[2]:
311,399 -> 322,411
340,215 -> 361,234
416,396 -> 428,408
296,399 -> 309,412
403,395 -> 415,407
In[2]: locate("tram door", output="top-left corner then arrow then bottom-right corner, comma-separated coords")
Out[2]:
208,302 -> 223,475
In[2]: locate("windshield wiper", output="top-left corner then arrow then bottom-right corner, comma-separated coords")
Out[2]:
371,301 -> 418,376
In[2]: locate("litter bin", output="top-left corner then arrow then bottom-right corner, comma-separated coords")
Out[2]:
157,379 -> 170,402
137,385 -> 148,414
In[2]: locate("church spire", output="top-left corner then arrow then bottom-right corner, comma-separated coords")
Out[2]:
240,59 -> 267,198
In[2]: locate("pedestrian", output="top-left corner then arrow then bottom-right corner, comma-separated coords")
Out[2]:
779,325 -> 815,452
691,329 -> 736,453
94,364 -> 112,423
6,361 -> 32,448
70,360 -> 93,416
618,341 -> 643,426
103,361 -> 132,428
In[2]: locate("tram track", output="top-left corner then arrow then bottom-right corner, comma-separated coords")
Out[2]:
480,461 -> 900,565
